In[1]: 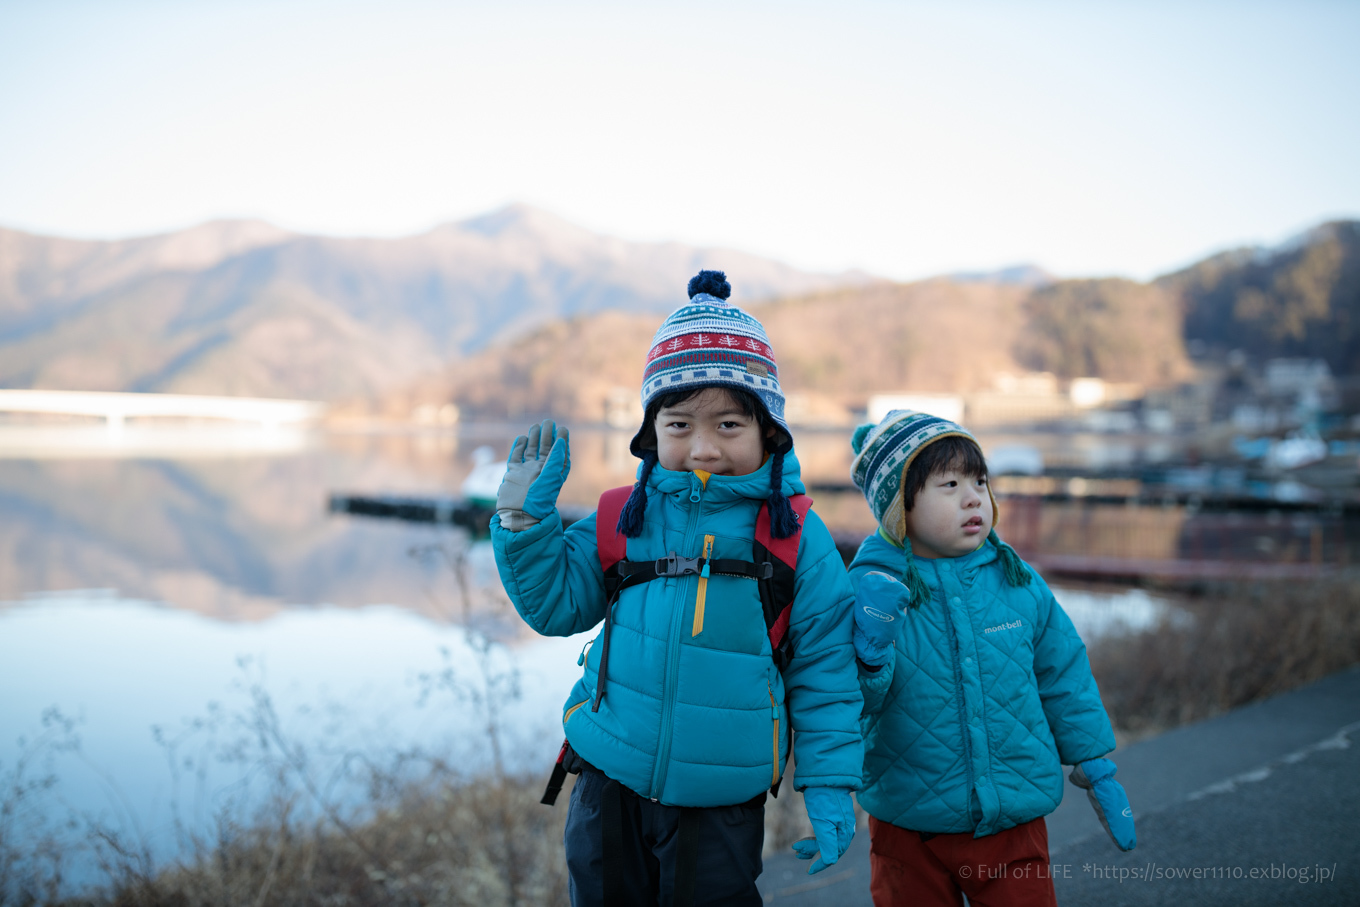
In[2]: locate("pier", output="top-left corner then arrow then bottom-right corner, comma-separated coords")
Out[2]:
0,389 -> 324,430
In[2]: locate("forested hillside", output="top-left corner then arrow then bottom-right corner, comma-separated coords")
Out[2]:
1159,220 -> 1360,373
368,279 -> 1097,424
1016,278 -> 1191,382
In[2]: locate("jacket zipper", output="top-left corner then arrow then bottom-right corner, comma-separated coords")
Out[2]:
564,700 -> 588,725
937,571 -> 976,798
767,679 -> 781,788
692,534 -> 715,636
649,475 -> 704,800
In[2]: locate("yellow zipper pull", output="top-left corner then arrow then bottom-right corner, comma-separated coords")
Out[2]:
692,534 -> 715,636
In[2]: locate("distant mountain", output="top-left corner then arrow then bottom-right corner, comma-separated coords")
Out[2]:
946,264 -> 1056,287
0,206 -> 874,400
8,211 -> 1356,409
1157,220 -> 1360,374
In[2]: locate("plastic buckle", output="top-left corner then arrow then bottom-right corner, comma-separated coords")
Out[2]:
756,562 -> 774,580
657,552 -> 704,577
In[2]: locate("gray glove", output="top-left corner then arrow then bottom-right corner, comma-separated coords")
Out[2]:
496,420 -> 571,532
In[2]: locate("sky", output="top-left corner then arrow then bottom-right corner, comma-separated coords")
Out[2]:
1,0 -> 1357,281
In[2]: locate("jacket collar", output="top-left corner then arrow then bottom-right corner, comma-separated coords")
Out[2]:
643,448 -> 806,503
910,536 -> 1000,585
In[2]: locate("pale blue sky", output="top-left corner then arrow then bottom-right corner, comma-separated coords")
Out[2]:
1,0 -> 1356,280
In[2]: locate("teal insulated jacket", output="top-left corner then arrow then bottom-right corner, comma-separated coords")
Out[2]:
492,450 -> 864,808
850,532 -> 1115,837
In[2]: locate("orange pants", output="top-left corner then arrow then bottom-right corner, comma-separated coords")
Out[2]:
868,815 -> 1058,907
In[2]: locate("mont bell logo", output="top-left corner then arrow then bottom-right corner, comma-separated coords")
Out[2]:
983,619 -> 1022,635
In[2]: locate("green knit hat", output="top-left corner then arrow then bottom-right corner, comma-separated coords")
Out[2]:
849,409 -> 1030,606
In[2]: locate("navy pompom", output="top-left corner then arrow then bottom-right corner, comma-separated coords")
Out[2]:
687,270 -> 731,300
765,448 -> 801,539
616,450 -> 659,538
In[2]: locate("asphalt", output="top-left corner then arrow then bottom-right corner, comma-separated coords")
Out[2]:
756,664 -> 1360,906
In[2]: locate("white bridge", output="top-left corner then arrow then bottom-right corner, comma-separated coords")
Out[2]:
0,389 -> 325,430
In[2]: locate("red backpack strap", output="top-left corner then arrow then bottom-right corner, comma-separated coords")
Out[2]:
596,486 -> 634,574
590,486 -> 638,714
754,494 -> 814,669
754,494 -> 813,568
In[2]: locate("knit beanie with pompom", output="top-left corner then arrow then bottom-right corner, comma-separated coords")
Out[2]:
849,409 -> 1030,606
616,270 -> 800,539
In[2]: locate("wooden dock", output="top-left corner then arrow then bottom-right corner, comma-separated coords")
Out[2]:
332,494 -> 1342,585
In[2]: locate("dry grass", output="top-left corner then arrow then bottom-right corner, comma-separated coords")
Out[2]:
69,773 -> 570,907
1089,572 -> 1360,739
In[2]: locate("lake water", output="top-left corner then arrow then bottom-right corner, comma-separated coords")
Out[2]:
0,425 -> 1180,884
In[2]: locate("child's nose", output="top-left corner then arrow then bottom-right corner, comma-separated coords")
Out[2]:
691,432 -> 721,460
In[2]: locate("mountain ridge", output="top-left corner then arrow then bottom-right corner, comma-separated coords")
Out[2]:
3,212 -> 1356,408
0,206 -> 876,400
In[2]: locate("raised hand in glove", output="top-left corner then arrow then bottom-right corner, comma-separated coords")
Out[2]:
790,787 -> 856,874
1070,758 -> 1136,851
854,572 -> 909,667
495,420 -> 571,531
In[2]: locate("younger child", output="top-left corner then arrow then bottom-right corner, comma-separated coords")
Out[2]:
492,272 -> 863,906
845,410 -> 1134,907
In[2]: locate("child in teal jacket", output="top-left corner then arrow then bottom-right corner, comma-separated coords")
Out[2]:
492,271 -> 863,906
845,410 -> 1135,906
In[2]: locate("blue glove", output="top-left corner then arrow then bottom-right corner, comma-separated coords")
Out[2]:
853,572 -> 909,667
1070,759 -> 1136,851
791,787 -> 855,874
495,420 -> 571,530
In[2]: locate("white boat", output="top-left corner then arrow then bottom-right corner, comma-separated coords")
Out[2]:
460,446 -> 507,507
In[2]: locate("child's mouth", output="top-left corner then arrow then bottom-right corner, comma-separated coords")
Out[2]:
963,516 -> 984,531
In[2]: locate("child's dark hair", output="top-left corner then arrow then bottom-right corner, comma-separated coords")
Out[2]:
616,383 -> 799,539
894,434 -> 1030,604
902,436 -> 988,511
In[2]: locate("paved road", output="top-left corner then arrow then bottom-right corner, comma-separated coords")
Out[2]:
757,664 -> 1360,905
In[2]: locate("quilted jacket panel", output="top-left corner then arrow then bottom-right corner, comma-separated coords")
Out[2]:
850,533 -> 1115,837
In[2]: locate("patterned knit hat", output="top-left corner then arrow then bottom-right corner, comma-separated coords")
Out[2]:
849,409 -> 1029,605
631,269 -> 788,452
617,270 -> 800,539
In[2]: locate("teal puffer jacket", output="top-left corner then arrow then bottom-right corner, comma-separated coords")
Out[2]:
850,532 -> 1115,837
492,450 -> 863,808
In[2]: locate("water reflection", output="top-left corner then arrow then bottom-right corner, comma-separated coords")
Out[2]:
0,435 -> 487,620
0,591 -> 591,881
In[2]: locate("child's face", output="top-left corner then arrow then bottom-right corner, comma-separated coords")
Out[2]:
903,468 -> 993,559
654,388 -> 769,477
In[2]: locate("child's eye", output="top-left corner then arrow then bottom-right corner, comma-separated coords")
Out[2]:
667,421 -> 689,430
